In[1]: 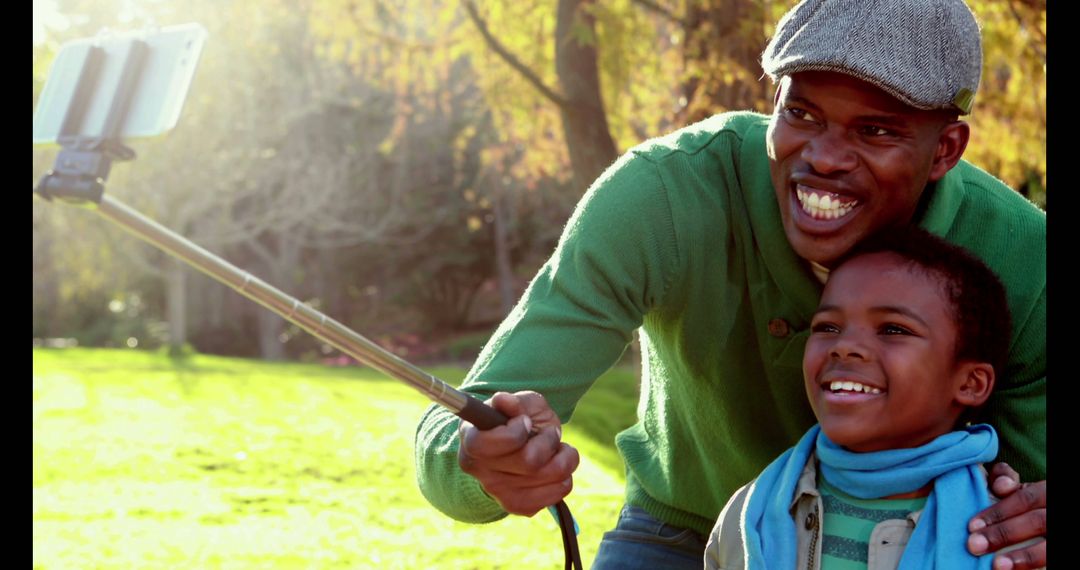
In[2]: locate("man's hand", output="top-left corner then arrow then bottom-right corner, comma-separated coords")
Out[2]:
457,391 -> 580,517
968,462 -> 1046,569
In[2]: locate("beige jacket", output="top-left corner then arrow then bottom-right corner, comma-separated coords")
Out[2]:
704,452 -> 921,570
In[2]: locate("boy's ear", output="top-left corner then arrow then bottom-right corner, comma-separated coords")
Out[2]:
953,362 -> 995,407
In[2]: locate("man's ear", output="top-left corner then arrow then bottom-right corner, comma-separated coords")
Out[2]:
928,120 -> 970,182
954,361 -> 995,408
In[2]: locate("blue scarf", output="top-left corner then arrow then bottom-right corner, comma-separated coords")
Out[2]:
741,424 -> 998,569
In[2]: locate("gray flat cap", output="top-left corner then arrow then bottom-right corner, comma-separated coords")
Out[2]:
761,0 -> 982,114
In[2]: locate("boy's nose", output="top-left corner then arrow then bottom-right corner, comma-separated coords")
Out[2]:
829,337 -> 867,361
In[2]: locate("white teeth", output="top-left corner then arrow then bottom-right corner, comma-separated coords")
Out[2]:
796,186 -> 858,220
828,381 -> 882,394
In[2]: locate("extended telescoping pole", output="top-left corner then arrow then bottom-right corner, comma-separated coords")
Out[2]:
88,193 -> 583,570
95,194 -> 486,423
35,24 -> 580,569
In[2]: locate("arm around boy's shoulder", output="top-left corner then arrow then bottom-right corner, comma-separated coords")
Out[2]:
930,162 -> 1046,480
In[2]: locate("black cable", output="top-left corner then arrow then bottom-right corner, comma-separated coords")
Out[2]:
554,500 -> 582,570
454,400 -> 581,568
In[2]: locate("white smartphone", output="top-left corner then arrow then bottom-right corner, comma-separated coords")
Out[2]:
33,23 -> 208,145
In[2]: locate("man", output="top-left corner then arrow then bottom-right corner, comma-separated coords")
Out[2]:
414,0 -> 1046,568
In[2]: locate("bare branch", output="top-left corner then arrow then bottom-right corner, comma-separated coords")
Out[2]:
461,0 -> 570,108
630,0 -> 685,26
1006,0 -> 1046,62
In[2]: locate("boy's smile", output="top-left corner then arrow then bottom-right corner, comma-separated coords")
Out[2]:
803,251 -> 973,453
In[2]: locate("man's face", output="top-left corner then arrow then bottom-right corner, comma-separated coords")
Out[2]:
767,71 -> 958,267
802,252 -> 968,452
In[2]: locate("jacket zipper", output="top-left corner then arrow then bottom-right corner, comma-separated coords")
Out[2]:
807,503 -> 821,570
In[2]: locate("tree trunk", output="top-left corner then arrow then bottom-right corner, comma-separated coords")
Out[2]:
492,190 -> 516,316
555,0 -> 619,192
255,307 -> 286,361
249,233 -> 302,361
680,0 -> 771,124
166,258 -> 187,349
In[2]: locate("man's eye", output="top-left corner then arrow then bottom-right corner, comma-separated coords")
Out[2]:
786,107 -> 817,123
859,125 -> 892,137
881,324 -> 913,335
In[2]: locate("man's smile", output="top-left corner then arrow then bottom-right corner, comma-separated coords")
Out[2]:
795,185 -> 860,220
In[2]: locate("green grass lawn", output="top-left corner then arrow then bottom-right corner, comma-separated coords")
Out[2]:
33,348 -> 640,569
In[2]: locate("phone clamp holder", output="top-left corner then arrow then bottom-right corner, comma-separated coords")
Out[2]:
36,138 -> 135,206
34,37 -> 147,206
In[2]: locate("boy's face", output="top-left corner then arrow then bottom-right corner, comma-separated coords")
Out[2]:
803,251 -> 972,452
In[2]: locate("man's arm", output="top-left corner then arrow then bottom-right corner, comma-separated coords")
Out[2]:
936,165 -> 1046,567
968,262 -> 1046,567
413,152 -> 681,522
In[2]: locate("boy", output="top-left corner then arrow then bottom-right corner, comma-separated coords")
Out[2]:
705,227 -> 1011,569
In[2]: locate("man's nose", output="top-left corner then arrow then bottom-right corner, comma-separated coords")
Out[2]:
801,128 -> 858,175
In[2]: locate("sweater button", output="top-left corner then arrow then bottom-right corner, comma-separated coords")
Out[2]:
805,512 -> 817,530
768,318 -> 790,338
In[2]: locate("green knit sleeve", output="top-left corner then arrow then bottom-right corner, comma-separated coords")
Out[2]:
984,283 -> 1046,481
413,150 -> 681,522
938,163 -> 1047,482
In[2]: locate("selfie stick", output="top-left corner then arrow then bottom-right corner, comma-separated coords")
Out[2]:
33,28 -> 581,570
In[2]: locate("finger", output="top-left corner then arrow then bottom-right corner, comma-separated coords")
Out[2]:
477,440 -> 580,485
984,462 -> 1022,498
968,507 -> 1046,557
459,414 -> 534,459
487,477 -> 575,517
969,480 -> 1046,533
493,390 -> 561,431
520,441 -> 580,483
516,426 -> 565,474
478,424 -> 565,476
987,462 -> 1020,482
991,539 -> 1046,570
488,391 -> 527,418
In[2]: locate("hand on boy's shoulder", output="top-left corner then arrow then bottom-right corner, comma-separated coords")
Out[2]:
968,462 -> 1046,570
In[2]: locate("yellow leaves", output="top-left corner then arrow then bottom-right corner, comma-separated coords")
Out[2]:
961,0 -> 1046,204
327,41 -> 346,62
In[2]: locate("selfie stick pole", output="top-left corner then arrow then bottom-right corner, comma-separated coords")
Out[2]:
33,32 -> 581,570
34,187 -> 582,569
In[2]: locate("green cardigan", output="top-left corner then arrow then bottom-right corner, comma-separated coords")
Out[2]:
413,112 -> 1046,536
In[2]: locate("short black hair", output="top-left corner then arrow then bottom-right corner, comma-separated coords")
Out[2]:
834,227 -> 1012,376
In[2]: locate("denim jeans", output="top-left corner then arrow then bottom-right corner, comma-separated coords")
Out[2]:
590,505 -> 708,569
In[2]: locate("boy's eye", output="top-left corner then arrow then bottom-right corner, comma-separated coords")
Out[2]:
881,324 -> 913,335
811,322 -> 839,334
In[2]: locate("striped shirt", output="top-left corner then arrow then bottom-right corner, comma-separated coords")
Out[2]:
818,474 -> 927,569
